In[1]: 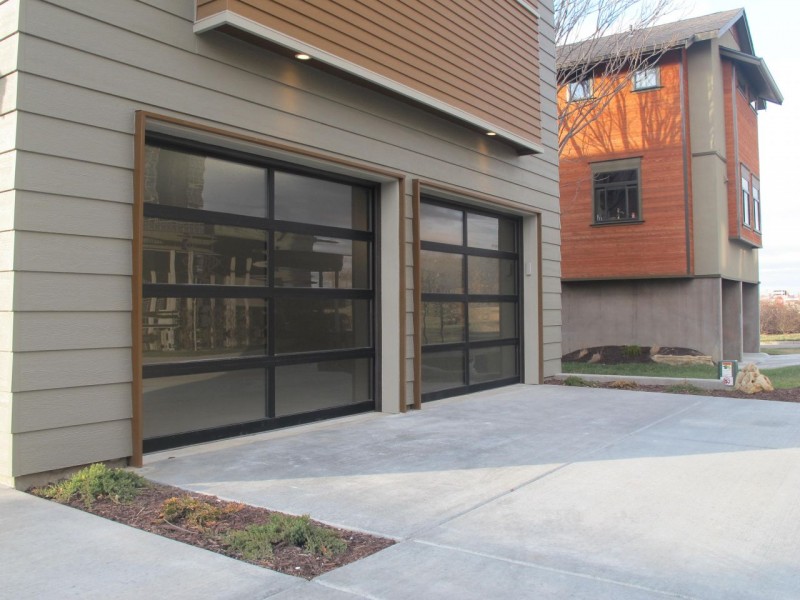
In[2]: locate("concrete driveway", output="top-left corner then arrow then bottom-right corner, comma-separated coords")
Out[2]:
130,384 -> 800,599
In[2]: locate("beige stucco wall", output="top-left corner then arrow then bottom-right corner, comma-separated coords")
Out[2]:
1,0 -> 561,486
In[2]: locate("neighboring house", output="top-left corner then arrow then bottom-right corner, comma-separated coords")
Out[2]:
558,9 -> 782,361
0,0 -> 560,488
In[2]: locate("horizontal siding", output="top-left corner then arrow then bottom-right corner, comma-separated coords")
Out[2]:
0,191 -> 13,232
13,192 -> 132,240
0,30 -> 18,73
0,350 -> 10,392
198,0 -> 541,144
11,312 -> 131,352
12,272 -> 131,312
0,150 -> 15,192
11,383 -> 131,433
0,0 -> 19,41
13,231 -> 131,275
0,112 -> 16,153
11,348 -> 131,393
0,309 -> 9,350
0,271 -> 11,311
11,419 -> 131,475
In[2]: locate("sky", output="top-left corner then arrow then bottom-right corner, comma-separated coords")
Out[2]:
680,0 -> 800,293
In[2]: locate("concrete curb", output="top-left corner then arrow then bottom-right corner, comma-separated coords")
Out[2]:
555,373 -> 730,390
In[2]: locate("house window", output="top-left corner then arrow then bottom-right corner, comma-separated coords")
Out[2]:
752,177 -> 761,232
741,166 -> 751,228
633,67 -> 659,90
568,78 -> 592,101
593,167 -> 640,223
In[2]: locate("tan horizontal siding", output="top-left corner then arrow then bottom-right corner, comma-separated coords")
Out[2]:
12,272 -> 132,312
197,0 -> 541,143
11,384 -> 131,433
11,348 -> 131,393
11,312 -> 131,352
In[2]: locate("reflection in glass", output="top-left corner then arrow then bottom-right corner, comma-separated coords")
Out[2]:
467,213 -> 515,251
144,146 -> 267,218
275,298 -> 370,354
421,250 -> 463,294
143,369 -> 267,438
470,345 -> 517,383
274,171 -> 370,230
420,203 -> 463,245
275,358 -> 371,416
469,302 -> 516,341
142,297 -> 267,363
143,219 -> 268,286
274,233 -> 370,289
422,350 -> 465,394
422,302 -> 464,344
468,256 -> 516,295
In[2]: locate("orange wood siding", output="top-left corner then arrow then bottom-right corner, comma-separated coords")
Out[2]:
559,54 -> 689,280
724,59 -> 762,247
196,0 -> 541,145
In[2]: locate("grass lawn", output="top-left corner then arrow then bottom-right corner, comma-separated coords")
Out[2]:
766,366 -> 800,389
761,333 -> 800,343
561,362 -> 718,379
762,348 -> 800,356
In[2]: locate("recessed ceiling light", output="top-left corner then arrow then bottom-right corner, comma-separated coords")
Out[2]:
295,53 -> 311,60
486,131 -> 497,136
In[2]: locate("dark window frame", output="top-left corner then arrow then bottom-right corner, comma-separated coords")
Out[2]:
741,164 -> 752,229
632,66 -> 660,91
591,159 -> 642,224
568,78 -> 593,102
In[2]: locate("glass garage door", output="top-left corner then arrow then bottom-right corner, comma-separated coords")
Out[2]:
141,136 -> 375,451
420,199 -> 521,401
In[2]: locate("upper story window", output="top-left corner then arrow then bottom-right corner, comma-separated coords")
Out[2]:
633,67 -> 659,91
741,165 -> 751,228
568,78 -> 592,102
592,160 -> 641,223
752,176 -> 761,233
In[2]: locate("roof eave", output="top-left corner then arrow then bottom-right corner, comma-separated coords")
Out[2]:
720,47 -> 783,105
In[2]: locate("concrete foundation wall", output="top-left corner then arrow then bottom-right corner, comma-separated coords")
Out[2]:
562,278 -> 725,360
722,279 -> 743,359
742,282 -> 760,353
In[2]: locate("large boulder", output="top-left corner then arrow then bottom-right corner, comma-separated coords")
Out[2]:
734,363 -> 774,394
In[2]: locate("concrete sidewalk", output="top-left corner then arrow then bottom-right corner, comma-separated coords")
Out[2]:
4,385 -> 800,599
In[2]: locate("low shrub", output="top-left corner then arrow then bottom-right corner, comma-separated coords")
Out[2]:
225,513 -> 347,561
563,375 -> 594,387
609,380 -> 638,390
34,463 -> 148,508
622,345 -> 643,358
664,382 -> 705,395
161,495 -> 242,529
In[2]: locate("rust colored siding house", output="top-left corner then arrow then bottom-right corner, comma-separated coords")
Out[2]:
558,8 -> 782,361
0,0 -> 560,488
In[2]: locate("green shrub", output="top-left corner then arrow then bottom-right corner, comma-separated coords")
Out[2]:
224,514 -> 347,561
622,345 -> 643,358
609,380 -> 638,390
563,375 -> 594,387
664,382 -> 705,395
34,463 -> 147,508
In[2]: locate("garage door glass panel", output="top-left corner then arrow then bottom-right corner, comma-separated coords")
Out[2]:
274,298 -> 370,354
468,302 -> 516,341
143,369 -> 267,438
467,213 -> 515,252
420,203 -> 463,245
274,172 -> 370,231
142,297 -> 268,363
422,302 -> 464,344
274,235 -> 370,289
143,219 -> 268,286
470,345 -> 517,384
422,350 -> 466,394
275,358 -> 371,416
468,257 -> 516,295
421,250 -> 463,294
145,146 -> 268,218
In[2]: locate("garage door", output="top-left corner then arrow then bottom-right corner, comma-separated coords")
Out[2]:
420,198 -> 521,401
140,136 -> 376,451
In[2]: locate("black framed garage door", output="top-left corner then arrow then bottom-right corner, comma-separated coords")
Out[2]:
141,135 -> 376,451
420,198 -> 521,401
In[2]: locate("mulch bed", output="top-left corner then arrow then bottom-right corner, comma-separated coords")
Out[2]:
563,345 -> 705,364
45,483 -> 394,580
546,379 -> 799,402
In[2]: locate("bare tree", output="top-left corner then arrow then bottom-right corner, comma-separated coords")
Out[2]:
556,0 -> 679,153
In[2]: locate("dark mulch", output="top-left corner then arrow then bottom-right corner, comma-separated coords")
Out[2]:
48,483 -> 394,580
563,345 -> 705,364
546,379 -> 799,402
